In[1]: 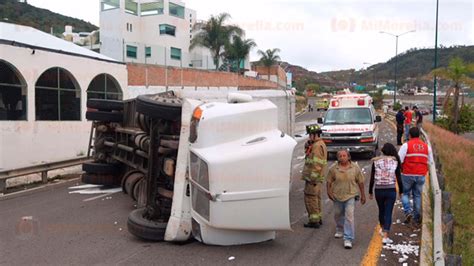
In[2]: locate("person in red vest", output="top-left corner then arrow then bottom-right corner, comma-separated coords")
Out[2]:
398,127 -> 432,224
403,106 -> 413,142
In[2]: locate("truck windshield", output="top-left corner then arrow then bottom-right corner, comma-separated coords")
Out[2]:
324,108 -> 372,125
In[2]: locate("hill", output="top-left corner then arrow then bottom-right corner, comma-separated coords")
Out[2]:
279,62 -> 346,91
283,45 -> 474,92
0,0 -> 98,36
324,45 -> 474,86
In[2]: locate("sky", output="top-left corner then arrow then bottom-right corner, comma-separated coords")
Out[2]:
27,0 -> 473,72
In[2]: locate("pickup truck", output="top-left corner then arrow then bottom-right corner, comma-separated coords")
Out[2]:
82,91 -> 297,246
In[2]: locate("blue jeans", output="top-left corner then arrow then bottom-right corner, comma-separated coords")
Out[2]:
375,189 -> 397,232
404,124 -> 411,141
333,197 -> 355,241
401,174 -> 425,221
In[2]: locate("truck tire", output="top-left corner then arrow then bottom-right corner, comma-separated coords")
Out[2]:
121,170 -> 142,194
81,173 -> 121,186
123,171 -> 144,196
83,162 -> 123,175
86,111 -> 123,123
136,92 -> 182,121
127,208 -> 167,241
87,99 -> 123,111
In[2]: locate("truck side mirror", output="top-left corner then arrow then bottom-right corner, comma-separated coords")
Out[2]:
375,115 -> 382,122
317,117 -> 324,124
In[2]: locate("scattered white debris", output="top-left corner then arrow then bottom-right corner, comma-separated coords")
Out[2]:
396,219 -> 401,224
114,221 -> 118,225
68,187 -> 121,195
410,234 -> 417,237
381,254 -> 385,257
383,243 -> 420,260
403,263 -> 408,266
68,184 -> 102,190
228,256 -> 235,261
119,228 -> 123,231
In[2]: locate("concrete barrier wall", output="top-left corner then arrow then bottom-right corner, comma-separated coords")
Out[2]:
127,63 -> 284,89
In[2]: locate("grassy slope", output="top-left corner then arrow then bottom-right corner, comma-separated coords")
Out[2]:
424,123 -> 474,264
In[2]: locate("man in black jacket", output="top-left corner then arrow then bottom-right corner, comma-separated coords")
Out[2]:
395,108 -> 405,145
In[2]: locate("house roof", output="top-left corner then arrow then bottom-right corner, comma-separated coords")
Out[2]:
0,22 -> 122,64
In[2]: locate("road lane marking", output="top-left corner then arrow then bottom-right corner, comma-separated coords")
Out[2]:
361,225 -> 383,266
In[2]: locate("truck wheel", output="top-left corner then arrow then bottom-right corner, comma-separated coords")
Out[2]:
136,92 -> 182,121
83,162 -> 123,175
86,111 -> 123,123
127,208 -> 167,241
124,172 -> 144,196
81,173 -> 121,186
121,170 -> 143,194
87,99 -> 123,111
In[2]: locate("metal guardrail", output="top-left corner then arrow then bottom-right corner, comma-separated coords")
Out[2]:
0,157 -> 91,193
421,129 -> 445,265
385,111 -> 445,265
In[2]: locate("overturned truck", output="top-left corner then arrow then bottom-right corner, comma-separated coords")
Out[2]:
83,91 -> 297,246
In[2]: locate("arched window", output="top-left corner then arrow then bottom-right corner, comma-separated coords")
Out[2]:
35,68 -> 81,121
0,60 -> 27,121
87,74 -> 123,100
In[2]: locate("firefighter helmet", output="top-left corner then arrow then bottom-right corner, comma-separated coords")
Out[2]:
306,124 -> 322,135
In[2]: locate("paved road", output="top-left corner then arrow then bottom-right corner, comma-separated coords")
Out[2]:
0,111 -> 398,265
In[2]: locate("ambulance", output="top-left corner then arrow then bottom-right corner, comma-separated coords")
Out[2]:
317,94 -> 382,157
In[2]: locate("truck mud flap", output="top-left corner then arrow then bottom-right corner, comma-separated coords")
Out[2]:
82,162 -> 123,175
87,99 -> 124,111
81,173 -> 121,186
127,208 -> 167,241
86,111 -> 123,123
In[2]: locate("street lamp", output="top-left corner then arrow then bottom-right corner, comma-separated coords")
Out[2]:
433,0 -> 439,122
380,30 -> 416,105
363,62 -> 376,89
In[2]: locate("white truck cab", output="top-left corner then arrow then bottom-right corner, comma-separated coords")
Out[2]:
84,92 -> 296,246
317,94 -> 382,157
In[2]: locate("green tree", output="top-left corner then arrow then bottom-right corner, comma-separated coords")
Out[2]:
190,13 -> 243,70
224,36 -> 256,73
257,48 -> 281,80
431,57 -> 474,133
369,88 -> 384,109
305,83 -> 321,94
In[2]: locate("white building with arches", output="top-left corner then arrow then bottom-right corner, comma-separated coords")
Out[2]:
0,22 -> 127,170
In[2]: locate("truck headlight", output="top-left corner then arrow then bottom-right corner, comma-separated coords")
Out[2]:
361,131 -> 373,137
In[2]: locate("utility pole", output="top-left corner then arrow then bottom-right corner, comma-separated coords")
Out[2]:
433,0 -> 439,122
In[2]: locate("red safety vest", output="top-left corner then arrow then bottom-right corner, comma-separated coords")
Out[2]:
402,138 -> 429,175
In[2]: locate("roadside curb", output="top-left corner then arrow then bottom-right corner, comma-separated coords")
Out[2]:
295,110 -> 306,118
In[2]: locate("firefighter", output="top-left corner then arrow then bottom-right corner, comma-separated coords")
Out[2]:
302,124 -> 328,228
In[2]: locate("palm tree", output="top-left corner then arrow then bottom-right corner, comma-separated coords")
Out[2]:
224,36 -> 256,73
431,57 -> 474,133
257,48 -> 281,80
190,13 -> 243,70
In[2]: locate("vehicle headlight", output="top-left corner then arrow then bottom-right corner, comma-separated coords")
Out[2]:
361,131 -> 373,137
321,133 -> 331,137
